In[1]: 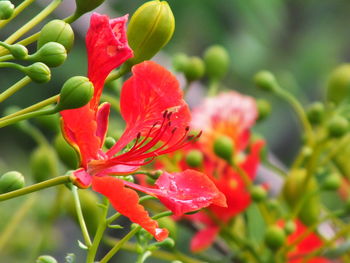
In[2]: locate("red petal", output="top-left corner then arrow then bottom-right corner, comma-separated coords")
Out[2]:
91,176 -> 168,241
96,102 -> 110,148
241,140 -> 265,179
86,13 -> 133,110
72,168 -> 92,188
190,226 -> 219,252
107,61 -> 191,157
61,106 -> 101,167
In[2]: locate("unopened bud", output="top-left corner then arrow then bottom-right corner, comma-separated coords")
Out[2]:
74,0 -> 105,16
0,171 -> 25,194
157,237 -> 175,249
213,135 -> 234,163
322,174 -> 341,191
126,0 -> 175,66
56,76 -> 94,111
54,134 -> 79,169
250,185 -> 267,202
30,145 -> 58,183
203,45 -> 229,80
104,136 -> 116,149
183,56 -> 205,82
306,102 -> 325,125
36,255 -> 57,263
172,53 -> 189,72
29,42 -> 67,67
327,64 -> 350,105
121,175 -> 135,183
327,115 -> 349,138
185,150 -> 203,168
7,44 -> 28,59
23,62 -> 51,83
0,1 -> 14,20
284,220 -> 296,235
38,20 -> 74,52
264,225 -> 286,250
254,71 -> 279,92
256,99 -> 271,121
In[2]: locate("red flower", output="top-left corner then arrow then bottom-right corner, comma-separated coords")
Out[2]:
60,13 -> 226,241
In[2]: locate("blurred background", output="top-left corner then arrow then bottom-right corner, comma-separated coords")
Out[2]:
1,0 -> 350,262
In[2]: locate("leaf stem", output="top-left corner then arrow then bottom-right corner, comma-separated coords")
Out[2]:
0,76 -> 32,103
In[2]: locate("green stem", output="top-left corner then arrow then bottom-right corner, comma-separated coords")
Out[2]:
0,94 -> 59,121
208,79 -> 219,96
0,107 -> 57,128
101,93 -> 120,113
0,76 -> 32,103
100,211 -> 173,263
0,175 -> 72,202
72,186 -> 92,248
0,55 -> 14,62
0,0 -> 36,29
0,195 -> 37,250
105,66 -> 129,84
86,198 -> 109,263
4,0 -> 62,45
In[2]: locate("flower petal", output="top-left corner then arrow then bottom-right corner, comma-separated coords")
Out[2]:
107,61 -> 191,157
86,13 -> 133,110
190,226 -> 220,252
72,168 -> 92,188
91,176 -> 168,241
96,102 -> 110,148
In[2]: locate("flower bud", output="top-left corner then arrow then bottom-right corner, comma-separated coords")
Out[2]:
22,62 -> 51,83
327,115 -> 349,138
104,136 -> 116,149
54,133 -> 79,169
36,113 -> 60,132
0,171 -> 25,194
56,76 -> 94,111
306,102 -> 325,125
264,225 -> 286,250
126,0 -> 175,66
172,53 -> 189,72
256,99 -> 271,121
250,185 -> 267,202
36,255 -> 57,263
203,45 -> 229,80
183,56 -> 205,82
38,20 -> 74,52
29,42 -> 67,67
213,135 -> 234,163
121,175 -> 135,183
74,0 -> 105,16
322,174 -> 341,191
327,64 -> 350,105
254,71 -> 278,92
185,150 -> 203,168
0,1 -> 14,20
156,237 -> 175,249
30,145 -> 58,183
8,44 -> 28,59
284,220 -> 296,235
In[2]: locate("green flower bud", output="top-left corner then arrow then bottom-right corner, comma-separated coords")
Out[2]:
172,53 -> 189,72
256,99 -> 271,121
30,145 -> 58,183
29,42 -> 67,67
0,171 -> 25,194
322,174 -> 341,191
36,255 -> 57,263
326,64 -> 350,105
327,115 -> 349,138
38,20 -> 74,52
54,133 -> 79,169
36,113 -> 60,132
126,0 -> 175,66
306,102 -> 325,125
0,1 -> 14,20
104,136 -> 116,149
8,44 -> 28,59
264,225 -> 286,250
284,220 -> 296,235
183,56 -> 205,82
299,198 -> 321,226
203,45 -> 229,80
157,216 -> 177,239
56,76 -> 94,111
254,71 -> 279,92
121,175 -> 135,183
185,150 -> 203,168
74,0 -> 105,16
250,185 -> 267,202
156,237 -> 175,249
213,135 -> 234,163
23,62 -> 51,83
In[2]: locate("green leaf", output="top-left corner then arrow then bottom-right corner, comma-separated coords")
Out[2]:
246,204 -> 266,243
108,224 -> 123,229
